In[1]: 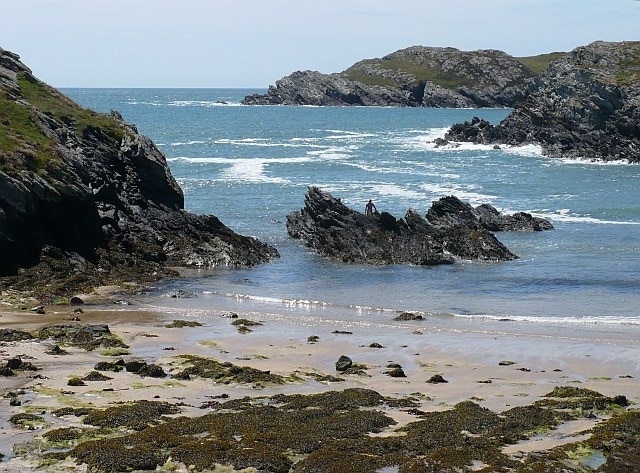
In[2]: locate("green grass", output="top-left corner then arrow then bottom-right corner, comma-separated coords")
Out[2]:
516,52 -> 569,74
0,73 -> 128,175
615,47 -> 640,86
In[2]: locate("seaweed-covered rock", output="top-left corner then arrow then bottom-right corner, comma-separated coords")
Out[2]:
82,400 -> 180,430
0,328 -> 34,341
164,319 -> 203,328
171,355 -> 285,385
287,187 -> 517,265
37,323 -> 126,351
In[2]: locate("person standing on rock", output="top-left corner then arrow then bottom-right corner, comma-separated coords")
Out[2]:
365,199 -> 377,217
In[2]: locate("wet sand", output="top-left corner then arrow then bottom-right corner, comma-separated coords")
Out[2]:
1,297 -> 639,471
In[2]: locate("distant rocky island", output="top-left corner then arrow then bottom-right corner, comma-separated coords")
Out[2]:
243,46 -> 566,108
0,47 -> 278,301
244,41 -> 640,163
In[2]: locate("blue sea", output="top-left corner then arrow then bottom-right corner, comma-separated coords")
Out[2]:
64,88 -> 640,340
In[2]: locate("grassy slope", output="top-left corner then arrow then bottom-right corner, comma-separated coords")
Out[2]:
341,51 -> 570,89
0,73 -> 126,174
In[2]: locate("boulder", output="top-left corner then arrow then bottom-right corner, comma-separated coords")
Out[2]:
335,355 -> 353,372
287,187 -> 518,265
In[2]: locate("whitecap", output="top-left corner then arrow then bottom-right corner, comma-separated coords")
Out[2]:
420,183 -> 496,204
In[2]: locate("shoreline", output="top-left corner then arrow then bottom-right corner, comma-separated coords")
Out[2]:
1,296 -> 639,471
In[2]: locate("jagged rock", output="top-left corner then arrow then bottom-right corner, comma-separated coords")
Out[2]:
0,47 -> 278,299
445,41 -> 640,162
286,187 -> 518,265
243,46 -> 540,108
426,196 -> 553,232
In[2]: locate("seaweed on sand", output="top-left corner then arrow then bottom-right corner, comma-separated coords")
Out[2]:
171,354 -> 286,385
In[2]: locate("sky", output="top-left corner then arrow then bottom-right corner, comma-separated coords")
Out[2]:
3,0 -> 639,88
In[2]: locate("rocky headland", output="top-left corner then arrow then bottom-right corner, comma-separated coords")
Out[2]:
286,187 -> 552,265
243,46 -> 563,108
445,41 -> 640,162
0,47 -> 278,301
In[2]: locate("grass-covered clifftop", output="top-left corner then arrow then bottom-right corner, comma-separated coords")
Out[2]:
0,70 -> 127,175
341,47 -> 566,90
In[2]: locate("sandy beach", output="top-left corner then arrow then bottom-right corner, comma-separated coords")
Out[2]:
1,293 -> 639,472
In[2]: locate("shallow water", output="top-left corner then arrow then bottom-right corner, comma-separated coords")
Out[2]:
64,88 -> 640,340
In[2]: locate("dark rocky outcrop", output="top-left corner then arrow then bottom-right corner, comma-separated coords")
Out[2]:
445,41 -> 640,162
243,46 -> 548,108
426,196 -> 553,232
286,187 -> 518,265
0,47 -> 278,299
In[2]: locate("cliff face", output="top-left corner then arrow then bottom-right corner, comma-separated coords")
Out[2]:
243,46 -> 552,108
0,48 -> 278,298
445,41 -> 640,162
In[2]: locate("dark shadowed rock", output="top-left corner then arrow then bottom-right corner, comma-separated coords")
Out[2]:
335,355 -> 353,372
0,47 -> 278,300
426,195 -> 553,232
286,187 -> 518,265
427,374 -> 448,384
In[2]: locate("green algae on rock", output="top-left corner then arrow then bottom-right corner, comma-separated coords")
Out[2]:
171,354 -> 287,386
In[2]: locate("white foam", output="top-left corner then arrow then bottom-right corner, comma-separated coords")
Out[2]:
420,183 -> 496,205
534,209 -> 640,225
169,140 -> 207,146
214,138 -> 311,148
370,184 -> 426,200
455,312 -> 640,326
167,100 -> 243,107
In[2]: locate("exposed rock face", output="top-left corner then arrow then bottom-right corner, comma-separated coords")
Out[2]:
286,187 -> 518,265
426,196 -> 553,232
243,70 -> 414,107
445,41 -> 640,162
243,46 -> 539,108
0,47 -> 278,297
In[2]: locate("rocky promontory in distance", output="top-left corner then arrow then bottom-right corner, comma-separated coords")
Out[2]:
286,187 -> 553,265
243,46 -> 567,108
0,47 -> 279,301
445,41 -> 640,163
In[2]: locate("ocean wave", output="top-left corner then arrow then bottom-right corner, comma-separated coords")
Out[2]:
168,140 -> 208,146
167,100 -> 243,107
214,138 -> 318,148
420,183 -> 496,205
549,156 -> 638,166
453,312 -> 640,326
535,208 -> 640,225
